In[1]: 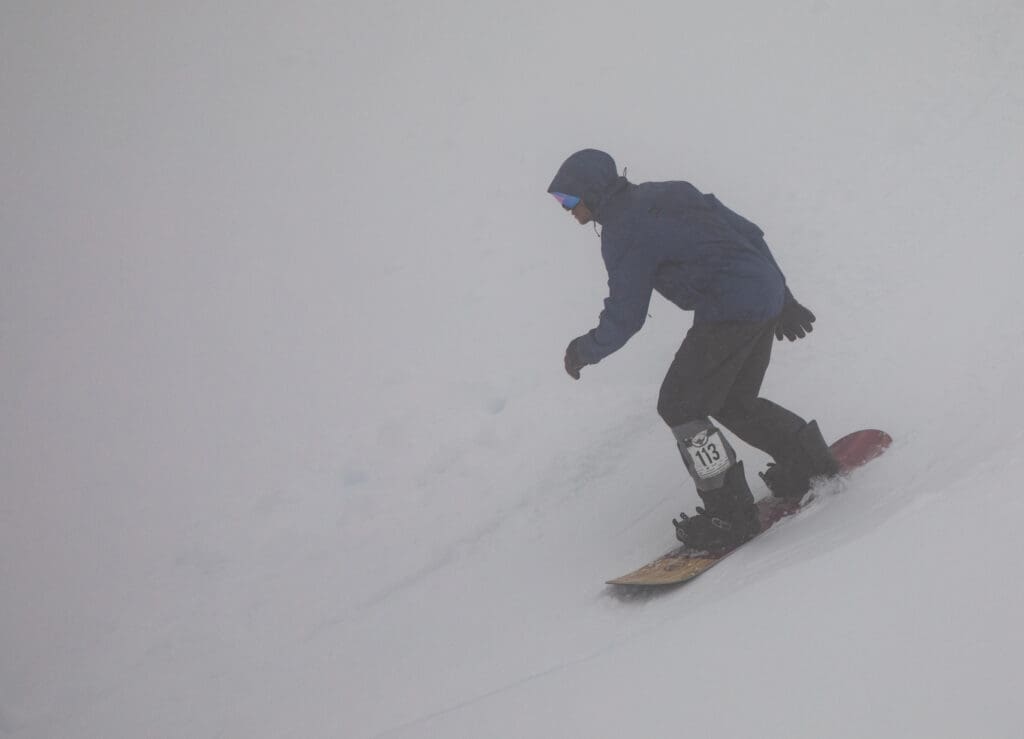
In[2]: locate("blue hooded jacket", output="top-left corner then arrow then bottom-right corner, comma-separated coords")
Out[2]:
548,149 -> 788,365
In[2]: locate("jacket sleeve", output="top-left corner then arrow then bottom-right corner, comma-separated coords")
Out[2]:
575,243 -> 657,364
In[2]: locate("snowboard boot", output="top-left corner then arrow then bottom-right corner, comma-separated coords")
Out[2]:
760,420 -> 840,500
673,461 -> 762,554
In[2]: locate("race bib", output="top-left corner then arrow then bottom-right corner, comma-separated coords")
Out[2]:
686,429 -> 730,479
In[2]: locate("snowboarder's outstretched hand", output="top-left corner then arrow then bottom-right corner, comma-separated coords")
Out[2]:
775,296 -> 816,341
564,337 -> 588,380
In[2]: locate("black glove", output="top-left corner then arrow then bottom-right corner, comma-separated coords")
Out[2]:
564,336 -> 588,380
775,295 -> 816,341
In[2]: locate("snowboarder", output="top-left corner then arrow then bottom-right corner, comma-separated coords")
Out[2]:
549,149 -> 838,554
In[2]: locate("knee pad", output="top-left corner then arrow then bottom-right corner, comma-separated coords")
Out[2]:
671,418 -> 737,491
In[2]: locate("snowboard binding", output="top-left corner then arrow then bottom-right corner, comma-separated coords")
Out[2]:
673,462 -> 761,554
760,420 -> 839,500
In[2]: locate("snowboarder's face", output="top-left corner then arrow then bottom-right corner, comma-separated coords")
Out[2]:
570,201 -> 593,225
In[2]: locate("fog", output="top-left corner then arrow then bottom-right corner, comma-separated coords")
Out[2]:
3,2 -> 1023,737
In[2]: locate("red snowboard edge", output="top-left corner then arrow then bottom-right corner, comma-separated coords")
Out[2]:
831,429 -> 893,474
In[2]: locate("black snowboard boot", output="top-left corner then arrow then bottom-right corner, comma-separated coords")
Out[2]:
760,420 -> 839,500
673,462 -> 761,554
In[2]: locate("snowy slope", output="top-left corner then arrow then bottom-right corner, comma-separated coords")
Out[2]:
3,2 -> 1024,737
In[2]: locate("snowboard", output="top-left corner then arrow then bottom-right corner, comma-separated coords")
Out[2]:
606,429 -> 892,587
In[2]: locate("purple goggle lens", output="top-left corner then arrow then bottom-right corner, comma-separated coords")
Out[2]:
551,192 -> 581,210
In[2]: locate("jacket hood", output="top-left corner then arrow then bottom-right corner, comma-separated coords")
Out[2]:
548,149 -> 629,222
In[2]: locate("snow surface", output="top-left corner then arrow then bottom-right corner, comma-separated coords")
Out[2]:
3,1 -> 1024,737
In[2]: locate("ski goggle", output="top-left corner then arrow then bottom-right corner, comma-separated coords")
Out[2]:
551,192 -> 581,210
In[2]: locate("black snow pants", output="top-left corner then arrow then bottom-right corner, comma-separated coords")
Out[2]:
657,319 -> 806,461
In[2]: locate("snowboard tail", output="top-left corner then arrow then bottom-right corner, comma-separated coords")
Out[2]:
606,429 -> 892,588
